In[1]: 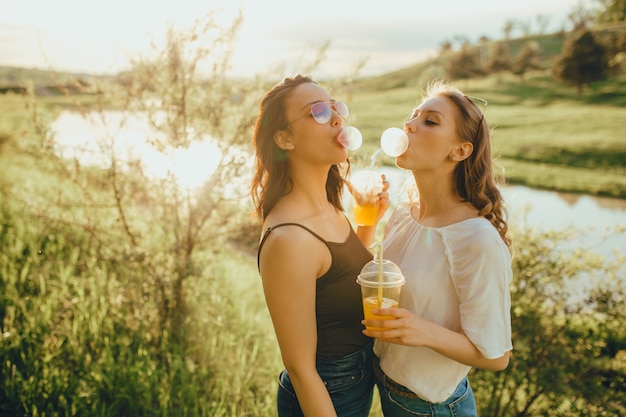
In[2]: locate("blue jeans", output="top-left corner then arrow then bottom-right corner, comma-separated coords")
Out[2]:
277,342 -> 375,417
374,356 -> 477,417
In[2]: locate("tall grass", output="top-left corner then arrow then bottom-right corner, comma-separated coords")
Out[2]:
197,252 -> 282,416
0,196 -> 283,416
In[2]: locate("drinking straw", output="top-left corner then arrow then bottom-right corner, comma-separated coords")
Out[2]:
359,147 -> 383,213
369,148 -> 382,171
376,241 -> 383,307
368,241 -> 384,308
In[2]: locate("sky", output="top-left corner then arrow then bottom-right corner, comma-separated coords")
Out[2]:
1,0 -> 586,78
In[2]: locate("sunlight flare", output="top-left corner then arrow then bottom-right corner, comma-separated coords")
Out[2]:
50,111 -> 222,190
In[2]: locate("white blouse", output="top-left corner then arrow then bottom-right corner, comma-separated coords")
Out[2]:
374,203 -> 513,403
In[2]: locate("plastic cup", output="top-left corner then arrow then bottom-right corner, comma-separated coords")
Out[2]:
349,171 -> 383,226
357,258 -> 405,331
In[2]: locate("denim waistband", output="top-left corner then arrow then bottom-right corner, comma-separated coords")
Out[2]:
373,354 -> 420,399
316,342 -> 373,372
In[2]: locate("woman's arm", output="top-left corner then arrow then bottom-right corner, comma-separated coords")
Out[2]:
259,227 -> 338,417
356,225 -> 377,248
362,308 -> 510,371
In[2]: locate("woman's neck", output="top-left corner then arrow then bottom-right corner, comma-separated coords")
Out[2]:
269,165 -> 337,223
412,172 -> 472,226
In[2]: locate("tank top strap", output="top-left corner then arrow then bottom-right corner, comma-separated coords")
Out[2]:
257,223 -> 328,271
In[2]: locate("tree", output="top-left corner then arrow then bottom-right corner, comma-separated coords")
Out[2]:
503,19 -> 516,41
439,40 -> 453,56
594,0 -> 626,23
589,0 -> 626,75
8,11 -> 274,412
536,14 -> 551,34
444,43 -> 485,80
486,41 -> 512,76
478,36 -> 491,66
568,3 -> 595,32
552,29 -> 610,97
512,41 -> 543,81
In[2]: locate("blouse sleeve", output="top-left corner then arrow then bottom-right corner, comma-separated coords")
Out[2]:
384,203 -> 411,237
443,222 -> 513,359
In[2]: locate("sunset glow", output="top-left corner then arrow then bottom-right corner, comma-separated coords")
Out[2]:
2,0 -> 583,78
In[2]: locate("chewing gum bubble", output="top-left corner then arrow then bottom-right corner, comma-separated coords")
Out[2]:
380,127 -> 408,157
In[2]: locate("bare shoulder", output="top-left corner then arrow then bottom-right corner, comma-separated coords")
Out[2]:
261,223 -> 320,254
259,222 -> 329,281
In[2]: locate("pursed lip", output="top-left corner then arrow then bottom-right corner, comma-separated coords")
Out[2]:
335,129 -> 349,148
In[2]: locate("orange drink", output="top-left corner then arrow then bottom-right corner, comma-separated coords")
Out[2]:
357,258 -> 405,334
353,201 -> 378,226
350,171 -> 383,226
362,296 -> 398,331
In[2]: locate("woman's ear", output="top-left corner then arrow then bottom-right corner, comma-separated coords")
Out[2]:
451,142 -> 473,162
274,130 -> 294,150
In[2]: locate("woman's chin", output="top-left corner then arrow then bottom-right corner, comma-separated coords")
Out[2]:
395,154 -> 408,169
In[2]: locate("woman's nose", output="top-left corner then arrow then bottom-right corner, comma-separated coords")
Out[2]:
404,119 -> 416,133
331,110 -> 343,127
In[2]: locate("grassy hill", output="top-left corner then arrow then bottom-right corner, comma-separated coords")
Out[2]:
334,27 -> 626,198
349,32 -> 564,90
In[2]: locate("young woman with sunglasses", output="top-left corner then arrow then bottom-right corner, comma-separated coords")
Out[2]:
251,75 -> 388,417
361,81 -> 513,417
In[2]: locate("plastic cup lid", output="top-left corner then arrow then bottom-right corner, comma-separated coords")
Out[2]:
357,259 -> 405,287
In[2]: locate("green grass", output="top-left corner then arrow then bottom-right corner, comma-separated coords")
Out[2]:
500,158 -> 626,197
0,198 -> 281,416
346,72 -> 626,197
197,251 -> 282,416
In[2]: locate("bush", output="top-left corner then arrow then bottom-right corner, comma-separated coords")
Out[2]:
471,226 -> 626,417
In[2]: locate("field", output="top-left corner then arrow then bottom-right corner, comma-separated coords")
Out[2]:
1,54 -> 626,416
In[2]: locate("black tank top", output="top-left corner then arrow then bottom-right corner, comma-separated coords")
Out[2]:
258,222 -> 373,360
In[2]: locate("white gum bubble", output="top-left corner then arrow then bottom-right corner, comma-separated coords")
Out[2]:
380,127 -> 408,157
344,126 -> 363,151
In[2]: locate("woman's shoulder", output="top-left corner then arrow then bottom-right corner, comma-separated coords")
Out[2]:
384,203 -> 416,234
388,202 -> 414,223
443,218 -> 510,260
447,215 -> 493,229
258,221 -> 330,276
261,221 -> 324,247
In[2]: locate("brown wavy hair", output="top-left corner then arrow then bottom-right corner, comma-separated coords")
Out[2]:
426,81 -> 511,249
250,75 -> 348,220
